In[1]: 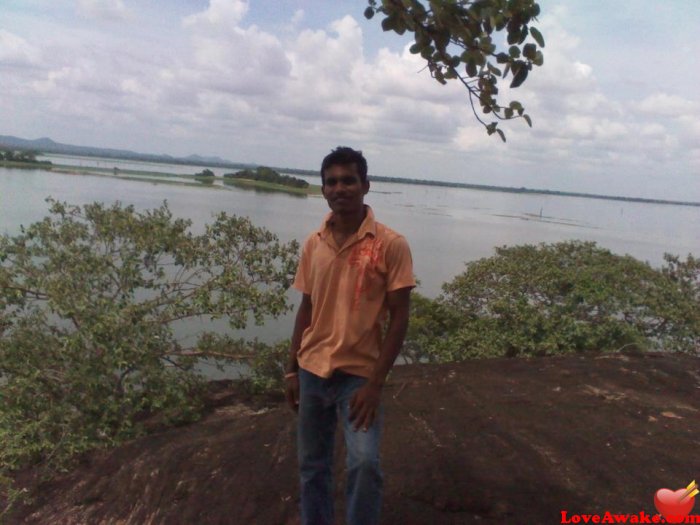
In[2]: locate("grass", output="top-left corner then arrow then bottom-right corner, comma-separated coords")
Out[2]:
0,160 -> 53,169
52,164 -> 183,179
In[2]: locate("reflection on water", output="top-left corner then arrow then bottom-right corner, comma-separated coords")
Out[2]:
491,212 -> 598,229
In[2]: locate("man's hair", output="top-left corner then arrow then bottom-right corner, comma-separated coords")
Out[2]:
320,146 -> 368,185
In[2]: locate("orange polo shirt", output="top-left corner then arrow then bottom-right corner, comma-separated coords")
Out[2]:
292,206 -> 415,378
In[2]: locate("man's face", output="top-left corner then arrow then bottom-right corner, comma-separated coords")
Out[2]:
322,163 -> 369,215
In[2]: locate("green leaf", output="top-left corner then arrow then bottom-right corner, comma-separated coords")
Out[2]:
434,68 -> 447,85
503,62 -> 511,79
507,28 -> 520,45
523,114 -> 532,127
520,25 -> 529,44
508,45 -> 521,58
530,26 -> 545,47
523,43 -> 536,60
433,28 -> 450,51
533,51 -> 544,67
381,16 -> 395,32
364,7 -> 375,20
496,129 -> 506,142
510,64 -> 528,88
487,63 -> 502,77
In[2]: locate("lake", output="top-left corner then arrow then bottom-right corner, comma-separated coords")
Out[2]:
1,155 -> 698,372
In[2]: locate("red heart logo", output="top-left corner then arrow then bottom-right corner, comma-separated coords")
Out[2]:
654,488 -> 695,523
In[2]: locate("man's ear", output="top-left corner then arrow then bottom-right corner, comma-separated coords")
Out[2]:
363,180 -> 370,195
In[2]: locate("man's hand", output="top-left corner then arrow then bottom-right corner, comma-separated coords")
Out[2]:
285,375 -> 300,412
349,382 -> 382,431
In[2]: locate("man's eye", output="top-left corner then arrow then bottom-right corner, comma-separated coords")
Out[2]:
341,177 -> 356,185
326,178 -> 337,186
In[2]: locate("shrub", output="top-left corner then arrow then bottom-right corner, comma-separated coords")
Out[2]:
0,199 -> 298,470
406,241 -> 699,361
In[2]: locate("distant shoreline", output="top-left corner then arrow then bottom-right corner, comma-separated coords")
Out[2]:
42,154 -> 700,208
4,161 -> 323,197
366,175 -> 700,208
2,138 -> 698,206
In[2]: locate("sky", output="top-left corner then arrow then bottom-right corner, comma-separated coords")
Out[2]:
1,0 -> 699,201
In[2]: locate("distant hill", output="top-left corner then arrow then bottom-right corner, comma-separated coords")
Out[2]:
0,135 -> 251,170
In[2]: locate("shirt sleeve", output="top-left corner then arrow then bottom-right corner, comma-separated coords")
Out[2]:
384,235 -> 416,292
292,234 -> 314,294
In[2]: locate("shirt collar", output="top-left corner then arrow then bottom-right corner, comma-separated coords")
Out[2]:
318,205 -> 376,240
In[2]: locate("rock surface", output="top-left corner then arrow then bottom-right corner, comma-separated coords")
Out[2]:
7,352 -> 700,524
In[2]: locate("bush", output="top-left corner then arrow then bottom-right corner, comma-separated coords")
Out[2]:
224,167 -> 309,188
407,241 -> 699,361
0,199 -> 298,470
246,339 -> 290,393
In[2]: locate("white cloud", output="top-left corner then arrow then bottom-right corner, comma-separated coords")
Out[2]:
0,30 -> 41,66
2,1 -> 699,200
76,0 -> 132,21
639,123 -> 665,138
183,0 -> 249,30
639,93 -> 695,118
593,119 -> 627,140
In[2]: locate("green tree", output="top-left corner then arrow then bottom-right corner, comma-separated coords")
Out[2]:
365,0 -> 544,141
16,150 -> 38,163
0,199 -> 298,470
407,242 -> 700,362
225,167 -> 309,189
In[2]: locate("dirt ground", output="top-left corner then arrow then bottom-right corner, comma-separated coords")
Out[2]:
6,352 -> 700,524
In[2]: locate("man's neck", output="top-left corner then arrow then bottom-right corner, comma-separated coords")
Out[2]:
332,206 -> 367,235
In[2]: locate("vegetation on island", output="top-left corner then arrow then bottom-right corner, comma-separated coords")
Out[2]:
193,168 -> 216,185
0,149 -> 52,167
224,167 -> 309,189
223,167 -> 320,196
194,168 -> 215,178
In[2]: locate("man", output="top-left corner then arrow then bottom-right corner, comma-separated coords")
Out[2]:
284,146 -> 415,525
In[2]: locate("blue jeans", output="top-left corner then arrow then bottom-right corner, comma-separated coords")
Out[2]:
297,368 -> 383,525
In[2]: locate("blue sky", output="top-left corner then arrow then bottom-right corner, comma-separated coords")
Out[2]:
1,0 -> 699,200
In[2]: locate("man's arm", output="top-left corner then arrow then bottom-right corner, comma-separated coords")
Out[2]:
284,293 -> 312,412
349,286 -> 412,430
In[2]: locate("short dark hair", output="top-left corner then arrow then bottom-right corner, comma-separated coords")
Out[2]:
320,146 -> 368,185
